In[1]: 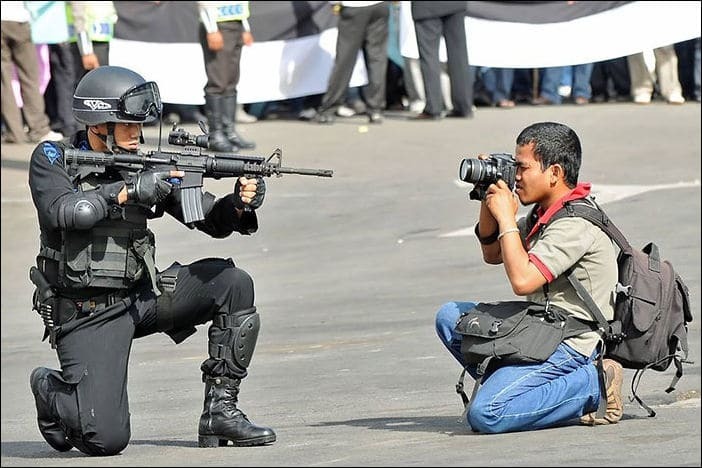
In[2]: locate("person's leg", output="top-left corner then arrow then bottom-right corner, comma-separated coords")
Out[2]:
536,66 -> 563,104
31,302 -> 137,456
572,63 -> 594,102
442,11 -> 472,116
435,301 -> 477,368
653,45 -> 684,103
414,16 -> 443,116
201,24 -> 235,151
628,52 -> 654,103
495,68 -> 515,106
49,42 -> 79,135
318,7 -> 367,118
1,22 -> 28,143
467,343 -> 600,433
11,22 -> 52,141
360,2 -> 389,120
148,258 -> 276,447
218,21 -> 254,148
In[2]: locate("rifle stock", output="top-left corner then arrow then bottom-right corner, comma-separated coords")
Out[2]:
63,147 -> 333,223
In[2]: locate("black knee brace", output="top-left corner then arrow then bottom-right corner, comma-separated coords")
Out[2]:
204,307 -> 260,378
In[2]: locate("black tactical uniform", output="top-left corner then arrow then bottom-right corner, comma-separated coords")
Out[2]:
28,66 -> 275,456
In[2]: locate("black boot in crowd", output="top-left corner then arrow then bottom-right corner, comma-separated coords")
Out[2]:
223,94 -> 256,150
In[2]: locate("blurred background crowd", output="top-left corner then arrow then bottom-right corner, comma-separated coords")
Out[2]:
2,1 -> 700,145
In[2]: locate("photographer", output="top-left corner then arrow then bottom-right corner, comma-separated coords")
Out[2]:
435,122 -> 623,433
28,66 -> 275,456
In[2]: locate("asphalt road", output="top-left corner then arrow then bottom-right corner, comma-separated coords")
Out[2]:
2,101 -> 700,466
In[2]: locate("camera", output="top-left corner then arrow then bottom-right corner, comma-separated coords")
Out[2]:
459,153 -> 517,201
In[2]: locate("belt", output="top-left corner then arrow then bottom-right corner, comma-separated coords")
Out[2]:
66,290 -> 130,315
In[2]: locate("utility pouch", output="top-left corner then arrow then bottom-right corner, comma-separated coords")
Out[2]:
455,301 -> 592,376
453,301 -> 594,414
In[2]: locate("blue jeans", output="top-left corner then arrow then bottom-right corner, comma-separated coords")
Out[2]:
540,64 -> 594,102
480,67 -> 515,104
435,301 -> 602,433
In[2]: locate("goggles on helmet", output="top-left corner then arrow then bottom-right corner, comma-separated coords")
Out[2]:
118,81 -> 162,120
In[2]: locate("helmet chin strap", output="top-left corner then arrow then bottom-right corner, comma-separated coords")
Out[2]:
91,123 -> 138,154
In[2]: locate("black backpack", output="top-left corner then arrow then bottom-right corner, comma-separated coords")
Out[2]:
544,200 -> 694,416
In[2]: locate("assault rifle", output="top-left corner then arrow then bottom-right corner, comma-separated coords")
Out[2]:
63,126 -> 333,223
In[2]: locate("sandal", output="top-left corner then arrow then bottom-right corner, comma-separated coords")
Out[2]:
497,99 -> 515,108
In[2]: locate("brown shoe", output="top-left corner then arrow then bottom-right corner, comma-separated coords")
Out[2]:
580,359 -> 624,425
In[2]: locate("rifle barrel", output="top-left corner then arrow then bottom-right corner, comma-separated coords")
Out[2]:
277,166 -> 333,177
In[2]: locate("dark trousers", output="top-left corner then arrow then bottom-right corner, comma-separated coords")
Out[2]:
200,21 -> 243,96
590,57 -> 630,101
36,258 -> 256,456
45,43 -> 79,135
414,10 -> 472,115
45,41 -> 109,134
319,2 -> 389,113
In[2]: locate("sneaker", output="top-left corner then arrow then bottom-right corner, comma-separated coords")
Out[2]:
580,359 -> 624,425
30,367 -> 73,452
666,93 -> 685,105
297,108 -> 317,121
335,105 -> 356,117
633,94 -> 651,104
236,104 -> 258,123
32,130 -> 64,142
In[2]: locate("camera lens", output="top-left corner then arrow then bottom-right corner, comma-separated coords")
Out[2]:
460,158 -> 485,183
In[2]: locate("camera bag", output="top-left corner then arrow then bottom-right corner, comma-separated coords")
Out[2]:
453,300 -> 595,413
544,200 -> 693,417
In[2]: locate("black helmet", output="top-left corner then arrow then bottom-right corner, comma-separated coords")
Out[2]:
72,66 -> 162,126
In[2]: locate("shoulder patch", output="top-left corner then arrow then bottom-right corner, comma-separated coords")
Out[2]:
42,142 -> 61,165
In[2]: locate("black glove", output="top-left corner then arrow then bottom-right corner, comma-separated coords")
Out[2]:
234,177 -> 266,210
97,181 -> 126,204
126,170 -> 175,206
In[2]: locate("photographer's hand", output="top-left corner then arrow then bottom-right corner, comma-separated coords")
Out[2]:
484,179 -> 518,227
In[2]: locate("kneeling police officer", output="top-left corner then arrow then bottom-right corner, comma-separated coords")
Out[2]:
28,65 -> 275,456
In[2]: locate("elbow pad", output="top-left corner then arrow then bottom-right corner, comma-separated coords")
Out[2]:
58,192 -> 109,230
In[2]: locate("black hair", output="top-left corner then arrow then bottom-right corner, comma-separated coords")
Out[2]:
516,122 -> 581,188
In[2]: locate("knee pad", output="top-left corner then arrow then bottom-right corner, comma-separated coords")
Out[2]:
208,307 -> 260,370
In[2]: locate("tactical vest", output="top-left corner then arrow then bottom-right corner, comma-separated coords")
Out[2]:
38,174 -> 157,292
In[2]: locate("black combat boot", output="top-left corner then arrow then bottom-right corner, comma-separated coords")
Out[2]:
30,367 -> 73,452
198,375 -> 276,447
205,95 -> 236,152
222,94 -> 256,150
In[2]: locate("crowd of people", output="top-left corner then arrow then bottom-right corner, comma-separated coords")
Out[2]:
3,1 -> 701,143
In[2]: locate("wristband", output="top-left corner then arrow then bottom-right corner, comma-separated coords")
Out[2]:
497,227 -> 520,241
474,223 -> 499,245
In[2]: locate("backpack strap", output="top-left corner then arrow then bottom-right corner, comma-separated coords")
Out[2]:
550,200 -> 632,251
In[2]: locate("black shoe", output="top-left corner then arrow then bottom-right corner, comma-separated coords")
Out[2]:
208,131 -> 235,152
228,133 -> 256,150
368,111 -> 383,124
446,110 -> 474,118
409,111 -> 442,121
30,368 -> 73,452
